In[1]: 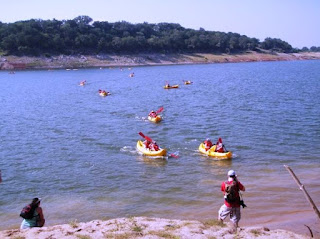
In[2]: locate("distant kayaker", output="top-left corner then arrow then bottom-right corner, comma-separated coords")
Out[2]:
148,111 -> 157,118
143,140 -> 151,149
218,170 -> 245,233
149,141 -> 160,151
143,140 -> 159,151
215,138 -> 226,153
204,138 -> 213,151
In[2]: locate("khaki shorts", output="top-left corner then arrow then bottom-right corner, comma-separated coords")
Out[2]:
218,204 -> 241,224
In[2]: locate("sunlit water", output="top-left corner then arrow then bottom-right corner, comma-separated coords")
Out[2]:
0,61 -> 319,234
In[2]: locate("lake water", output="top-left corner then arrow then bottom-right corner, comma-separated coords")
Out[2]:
0,60 -> 319,235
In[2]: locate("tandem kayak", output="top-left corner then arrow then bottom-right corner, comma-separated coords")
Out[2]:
136,140 -> 167,156
148,115 -> 162,123
164,85 -> 179,89
198,143 -> 232,159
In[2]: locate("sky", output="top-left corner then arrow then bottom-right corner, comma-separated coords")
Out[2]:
1,0 -> 319,48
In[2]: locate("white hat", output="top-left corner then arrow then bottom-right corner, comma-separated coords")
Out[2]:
228,170 -> 236,176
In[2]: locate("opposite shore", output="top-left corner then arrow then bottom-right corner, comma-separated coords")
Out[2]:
1,51 -> 320,70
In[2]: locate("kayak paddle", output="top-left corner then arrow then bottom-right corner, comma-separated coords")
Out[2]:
156,106 -> 164,114
169,153 -> 179,158
138,132 -> 153,142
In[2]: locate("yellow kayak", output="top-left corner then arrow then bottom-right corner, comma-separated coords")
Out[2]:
164,85 -> 179,89
184,81 -> 192,85
99,92 -> 110,97
148,115 -> 162,123
199,143 -> 232,159
136,140 -> 167,156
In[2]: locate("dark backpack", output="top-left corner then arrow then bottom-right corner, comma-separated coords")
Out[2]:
224,181 -> 239,203
20,204 -> 35,219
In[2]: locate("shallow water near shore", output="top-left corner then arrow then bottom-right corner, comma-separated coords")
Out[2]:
0,60 -> 319,235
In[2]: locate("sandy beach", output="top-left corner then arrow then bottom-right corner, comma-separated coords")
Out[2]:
0,217 -> 310,239
1,51 -> 320,70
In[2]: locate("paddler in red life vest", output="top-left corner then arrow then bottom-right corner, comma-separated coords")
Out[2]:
143,140 -> 159,151
149,141 -> 160,151
143,140 -> 151,149
204,138 -> 213,151
148,111 -> 157,118
215,138 -> 226,153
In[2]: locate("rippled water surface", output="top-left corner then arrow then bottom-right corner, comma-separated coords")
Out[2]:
1,61 -> 320,233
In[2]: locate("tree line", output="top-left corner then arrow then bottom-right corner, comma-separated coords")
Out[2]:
0,15 -> 315,56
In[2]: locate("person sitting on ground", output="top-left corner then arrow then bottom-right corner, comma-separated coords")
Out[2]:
215,138 -> 226,153
204,138 -> 213,151
20,198 -> 45,229
148,111 -> 158,118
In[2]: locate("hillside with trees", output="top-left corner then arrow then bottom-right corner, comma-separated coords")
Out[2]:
0,16 -> 310,56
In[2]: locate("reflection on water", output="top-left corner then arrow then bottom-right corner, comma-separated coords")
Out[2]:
0,61 -> 320,236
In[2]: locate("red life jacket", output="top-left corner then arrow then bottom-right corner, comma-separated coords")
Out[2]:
143,140 -> 150,149
149,112 -> 157,118
150,142 -> 159,151
204,140 -> 213,151
216,142 -> 224,152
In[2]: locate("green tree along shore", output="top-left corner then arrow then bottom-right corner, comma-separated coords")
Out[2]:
1,16 -> 319,57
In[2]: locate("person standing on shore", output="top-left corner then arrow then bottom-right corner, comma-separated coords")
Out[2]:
218,170 -> 245,232
20,198 -> 45,229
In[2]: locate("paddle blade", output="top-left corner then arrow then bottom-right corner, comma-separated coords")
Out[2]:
169,152 -> 179,158
156,106 -> 164,114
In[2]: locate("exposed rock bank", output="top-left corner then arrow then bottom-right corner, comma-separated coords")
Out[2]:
0,217 -> 309,239
1,52 -> 320,70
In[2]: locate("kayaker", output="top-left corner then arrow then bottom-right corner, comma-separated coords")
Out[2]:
149,141 -> 160,151
148,111 -> 157,118
143,140 -> 159,151
143,140 -> 151,149
215,138 -> 226,153
204,138 -> 213,151
218,170 -> 245,233
165,83 -> 171,88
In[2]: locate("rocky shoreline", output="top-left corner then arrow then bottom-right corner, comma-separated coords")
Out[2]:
0,217 -> 309,239
1,51 -> 320,70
